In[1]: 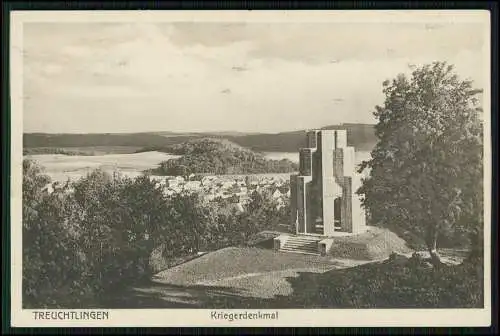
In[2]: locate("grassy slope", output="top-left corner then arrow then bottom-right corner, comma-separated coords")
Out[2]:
118,244 -> 480,309
328,226 -> 414,260
154,247 -> 335,286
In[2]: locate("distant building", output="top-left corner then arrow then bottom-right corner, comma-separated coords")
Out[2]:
184,181 -> 202,190
220,202 -> 245,216
290,129 -> 367,236
164,189 -> 176,197
201,176 -> 216,185
42,183 -> 55,195
167,179 -> 178,188
221,181 -> 234,189
272,189 -> 282,199
245,175 -> 259,186
169,185 -> 183,194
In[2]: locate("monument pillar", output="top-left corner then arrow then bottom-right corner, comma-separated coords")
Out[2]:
290,128 -> 366,237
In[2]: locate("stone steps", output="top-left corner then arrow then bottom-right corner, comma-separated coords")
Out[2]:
280,235 -> 321,255
279,248 -> 320,256
282,245 -> 318,252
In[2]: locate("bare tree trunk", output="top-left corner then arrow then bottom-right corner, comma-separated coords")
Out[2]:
428,229 -> 444,268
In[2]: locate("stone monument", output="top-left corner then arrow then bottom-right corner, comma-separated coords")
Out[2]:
289,129 -> 367,236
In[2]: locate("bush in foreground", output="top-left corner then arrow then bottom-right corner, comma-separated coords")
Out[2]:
22,160 -> 289,308
277,253 -> 483,308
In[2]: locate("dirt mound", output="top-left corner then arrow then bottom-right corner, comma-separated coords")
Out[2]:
329,226 -> 413,260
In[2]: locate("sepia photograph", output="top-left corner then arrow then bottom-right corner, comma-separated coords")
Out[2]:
9,10 -> 491,327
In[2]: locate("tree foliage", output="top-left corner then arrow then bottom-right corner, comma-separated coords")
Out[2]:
149,138 -> 299,176
22,159 -> 289,308
23,160 -> 91,307
279,252 -> 483,309
357,62 -> 484,264
202,190 -> 289,250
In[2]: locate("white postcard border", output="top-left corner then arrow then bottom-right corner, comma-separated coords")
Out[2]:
9,10 -> 492,328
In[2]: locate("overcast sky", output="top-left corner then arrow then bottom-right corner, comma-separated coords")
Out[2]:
22,19 -> 487,133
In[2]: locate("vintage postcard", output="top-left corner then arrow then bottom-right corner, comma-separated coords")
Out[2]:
10,10 -> 491,327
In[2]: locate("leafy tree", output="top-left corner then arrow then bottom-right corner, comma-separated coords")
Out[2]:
71,171 -> 180,288
242,190 -> 289,232
23,160 -> 297,307
357,62 -> 483,266
22,159 -> 51,221
22,160 -> 91,308
160,192 -> 216,254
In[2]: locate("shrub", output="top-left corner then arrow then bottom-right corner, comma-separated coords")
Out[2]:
282,253 -> 483,308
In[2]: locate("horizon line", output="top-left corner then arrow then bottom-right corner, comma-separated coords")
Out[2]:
22,123 -> 377,135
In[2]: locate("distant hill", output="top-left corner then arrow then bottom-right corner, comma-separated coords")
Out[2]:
23,123 -> 377,153
23,133 -> 194,148
221,123 -> 377,152
165,137 -> 253,155
148,138 -> 299,176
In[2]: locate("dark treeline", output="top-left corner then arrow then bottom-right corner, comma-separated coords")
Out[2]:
23,147 -> 95,156
23,159 -> 290,308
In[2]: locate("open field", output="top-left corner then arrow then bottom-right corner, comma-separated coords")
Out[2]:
24,151 -> 181,182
